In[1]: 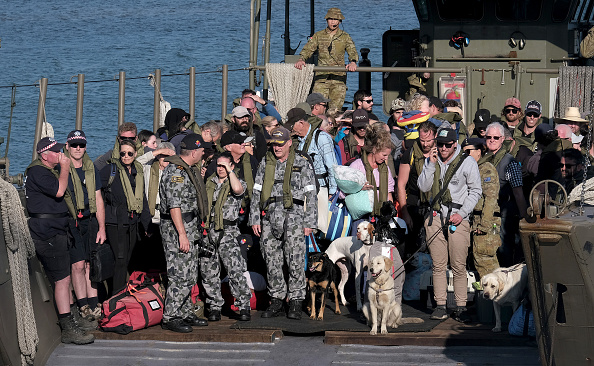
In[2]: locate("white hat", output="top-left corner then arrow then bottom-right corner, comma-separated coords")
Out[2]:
557,107 -> 588,123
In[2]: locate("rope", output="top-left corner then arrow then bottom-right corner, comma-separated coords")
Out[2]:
265,63 -> 314,122
0,180 -> 39,365
558,66 -> 594,117
148,74 -> 171,128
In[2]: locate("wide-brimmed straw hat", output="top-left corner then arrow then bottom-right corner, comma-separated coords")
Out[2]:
556,107 -> 589,123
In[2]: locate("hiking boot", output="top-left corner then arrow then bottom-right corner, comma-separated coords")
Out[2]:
452,306 -> 472,323
238,309 -> 251,321
161,318 -> 193,333
91,304 -> 103,320
184,313 -> 208,327
71,305 -> 98,331
207,309 -> 221,322
286,299 -> 302,320
59,315 -> 95,345
80,305 -> 95,321
261,298 -> 284,318
430,306 -> 448,320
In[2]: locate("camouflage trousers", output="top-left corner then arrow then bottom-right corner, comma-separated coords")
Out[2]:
199,225 -> 251,311
160,221 -> 199,322
312,74 -> 347,111
260,216 -> 306,301
473,232 -> 501,279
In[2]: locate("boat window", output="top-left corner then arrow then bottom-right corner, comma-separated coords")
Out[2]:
413,0 -> 429,21
496,0 -> 542,21
552,0 -> 571,21
436,0 -> 483,21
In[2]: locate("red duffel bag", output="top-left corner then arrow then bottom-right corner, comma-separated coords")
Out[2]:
99,271 -> 165,334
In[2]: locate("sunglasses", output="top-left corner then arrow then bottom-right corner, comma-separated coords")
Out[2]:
119,136 -> 136,141
560,163 -> 575,168
70,143 -> 86,149
526,112 -> 539,118
120,151 -> 134,157
363,99 -> 373,103
485,135 -> 502,140
437,142 -> 454,148
504,108 -> 519,114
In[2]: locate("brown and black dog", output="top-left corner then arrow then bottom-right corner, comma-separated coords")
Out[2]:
306,252 -> 341,320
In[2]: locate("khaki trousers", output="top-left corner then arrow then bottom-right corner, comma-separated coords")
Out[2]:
425,216 -> 470,307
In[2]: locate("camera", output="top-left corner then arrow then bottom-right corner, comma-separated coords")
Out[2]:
195,238 -> 216,258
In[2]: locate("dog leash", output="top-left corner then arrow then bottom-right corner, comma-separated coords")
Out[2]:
390,222 -> 450,274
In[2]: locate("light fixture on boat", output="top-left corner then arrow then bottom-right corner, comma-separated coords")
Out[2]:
509,31 -> 526,50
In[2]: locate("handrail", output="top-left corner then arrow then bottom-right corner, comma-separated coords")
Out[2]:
250,65 -> 466,73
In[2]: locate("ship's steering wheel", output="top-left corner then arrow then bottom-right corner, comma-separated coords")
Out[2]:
528,179 -> 568,219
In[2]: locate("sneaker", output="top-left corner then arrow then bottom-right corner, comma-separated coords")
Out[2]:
452,306 -> 472,323
286,299 -> 302,320
261,298 -> 284,318
430,306 -> 448,320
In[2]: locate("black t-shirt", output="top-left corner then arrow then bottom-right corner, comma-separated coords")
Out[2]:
25,165 -> 70,240
400,148 -> 421,202
67,166 -> 103,217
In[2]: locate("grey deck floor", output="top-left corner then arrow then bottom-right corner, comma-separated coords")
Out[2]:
46,337 -> 540,366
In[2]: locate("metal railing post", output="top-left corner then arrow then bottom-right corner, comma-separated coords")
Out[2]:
33,78 -> 48,161
118,71 -> 125,126
75,74 -> 84,130
465,66 -> 472,125
249,0 -> 256,90
153,69 -> 161,133
222,64 -> 229,122
189,67 -> 196,123
262,0 -> 272,99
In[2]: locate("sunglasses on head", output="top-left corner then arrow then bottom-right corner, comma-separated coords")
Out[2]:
437,142 -> 454,148
486,135 -> 502,140
526,112 -> 539,118
504,108 -> 519,114
70,143 -> 86,149
119,135 -> 136,141
120,151 -> 134,157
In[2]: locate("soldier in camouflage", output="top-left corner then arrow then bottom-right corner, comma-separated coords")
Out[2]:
295,7 -> 358,111
159,134 -> 210,333
201,152 -> 252,322
249,127 -> 318,320
462,138 -> 501,279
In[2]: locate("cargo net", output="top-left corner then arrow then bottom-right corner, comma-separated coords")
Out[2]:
0,179 -> 38,365
265,63 -> 314,122
557,66 -> 594,117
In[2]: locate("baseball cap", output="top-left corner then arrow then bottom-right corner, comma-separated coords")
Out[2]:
462,137 -> 485,149
390,98 -> 406,112
67,130 -> 87,145
295,102 -> 312,115
267,126 -> 291,145
351,109 -> 369,128
220,130 -> 253,147
36,137 -> 65,154
232,106 -> 250,118
525,100 -> 542,115
180,133 -> 212,150
305,93 -> 330,107
473,109 -> 491,129
435,128 -> 457,143
534,123 -> 555,144
285,107 -> 309,130
504,97 -> 521,109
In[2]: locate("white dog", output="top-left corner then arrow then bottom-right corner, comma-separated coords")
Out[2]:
325,221 -> 374,311
481,263 -> 528,332
362,256 -> 423,335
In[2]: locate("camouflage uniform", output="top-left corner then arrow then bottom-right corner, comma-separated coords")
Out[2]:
472,161 -> 501,278
200,177 -> 251,312
159,163 -> 202,322
248,154 -> 318,302
299,28 -> 358,110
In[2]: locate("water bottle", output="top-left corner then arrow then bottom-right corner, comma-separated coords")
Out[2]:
490,223 -> 499,235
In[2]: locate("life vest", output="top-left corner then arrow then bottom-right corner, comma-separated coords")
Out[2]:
163,155 -> 207,221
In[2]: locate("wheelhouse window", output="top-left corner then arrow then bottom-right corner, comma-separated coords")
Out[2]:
436,0 -> 483,21
496,0 -> 542,21
413,0 -> 430,21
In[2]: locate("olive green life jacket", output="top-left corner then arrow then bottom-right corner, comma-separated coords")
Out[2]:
361,151 -> 389,216
164,155 -> 208,221
205,174 -> 231,230
429,152 -> 468,212
260,149 -> 297,211
64,150 -> 97,214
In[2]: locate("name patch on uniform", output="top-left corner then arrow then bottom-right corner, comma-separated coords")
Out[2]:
484,177 -> 491,182
171,175 -> 184,183
292,166 -> 302,172
176,165 -> 184,171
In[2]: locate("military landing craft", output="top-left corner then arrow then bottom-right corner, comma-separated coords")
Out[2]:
1,0 -> 594,365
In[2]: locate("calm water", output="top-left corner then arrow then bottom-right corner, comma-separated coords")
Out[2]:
0,0 -> 418,174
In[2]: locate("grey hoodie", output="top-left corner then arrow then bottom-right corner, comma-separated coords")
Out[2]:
417,145 -> 482,220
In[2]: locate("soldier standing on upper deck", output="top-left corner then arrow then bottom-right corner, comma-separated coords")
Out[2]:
295,7 -> 358,111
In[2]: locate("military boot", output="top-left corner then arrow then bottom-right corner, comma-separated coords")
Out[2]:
71,304 -> 98,331
59,315 -> 95,345
286,299 -> 303,320
261,298 -> 284,318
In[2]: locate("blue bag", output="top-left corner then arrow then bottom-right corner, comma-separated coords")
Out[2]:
322,193 -> 352,241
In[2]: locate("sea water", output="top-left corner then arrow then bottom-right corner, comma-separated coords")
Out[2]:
0,0 -> 418,174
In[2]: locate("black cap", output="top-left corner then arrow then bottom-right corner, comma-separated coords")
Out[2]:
534,123 -> 555,144
180,133 -> 212,150
67,130 -> 87,145
462,137 -> 485,149
473,109 -> 491,129
435,128 -> 457,143
220,130 -> 253,147
351,109 -> 370,128
36,137 -> 65,154
285,108 -> 309,130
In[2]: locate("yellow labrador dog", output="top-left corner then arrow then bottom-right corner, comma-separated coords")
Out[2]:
362,256 -> 423,335
481,263 -> 528,332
